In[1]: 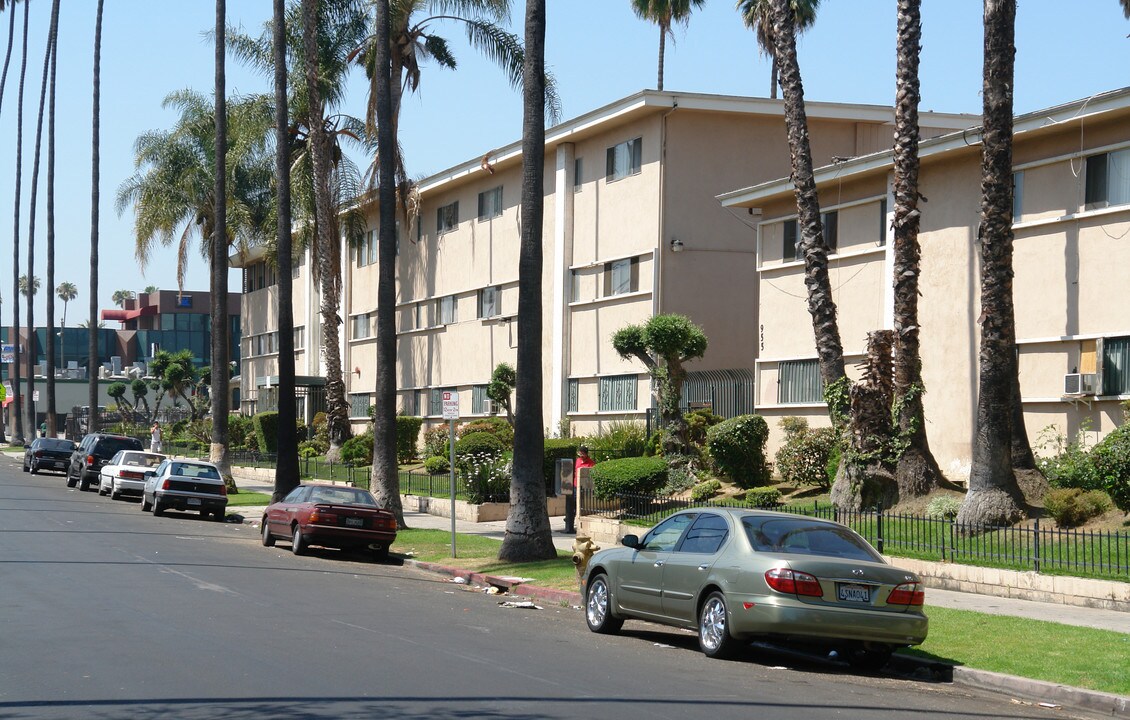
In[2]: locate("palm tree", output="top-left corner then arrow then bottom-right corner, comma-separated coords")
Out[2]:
110,289 -> 134,308
957,0 -> 1027,528
0,1 -> 23,444
630,0 -> 705,91
56,282 -> 76,326
88,0 -> 105,438
736,0 -> 820,99
890,0 -> 945,499
499,0 -> 555,562
10,0 -> 28,442
143,285 -> 159,294
210,0 -> 232,483
271,0 -> 300,503
45,0 -> 59,435
18,275 -> 38,297
117,90 -> 274,289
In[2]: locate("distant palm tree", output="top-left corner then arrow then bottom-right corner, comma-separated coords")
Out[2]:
143,284 -> 158,294
88,0 -> 105,436
630,0 -> 706,91
56,282 -> 76,325
736,0 -> 820,99
110,289 -> 134,307
18,274 -> 38,297
210,0 -> 232,484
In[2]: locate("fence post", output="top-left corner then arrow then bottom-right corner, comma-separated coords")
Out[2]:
875,502 -> 884,555
1033,516 -> 1041,574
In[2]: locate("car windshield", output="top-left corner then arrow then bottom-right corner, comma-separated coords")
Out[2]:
171,463 -> 221,480
308,487 -> 377,507
741,516 -> 882,563
40,439 -> 74,451
119,452 -> 164,468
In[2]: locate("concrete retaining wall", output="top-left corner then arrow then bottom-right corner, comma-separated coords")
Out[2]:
402,494 -> 566,523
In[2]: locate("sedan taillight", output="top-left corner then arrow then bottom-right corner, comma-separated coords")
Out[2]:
764,567 -> 823,597
887,582 -> 925,606
161,479 -> 171,490
34,450 -> 44,458
219,483 -> 228,497
309,506 -> 335,524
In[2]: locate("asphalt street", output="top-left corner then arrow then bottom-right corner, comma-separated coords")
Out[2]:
0,462 -> 1111,720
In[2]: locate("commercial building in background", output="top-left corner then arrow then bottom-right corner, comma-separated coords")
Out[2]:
234,89 -> 972,436
719,87 -> 1130,480
1,289 -> 241,431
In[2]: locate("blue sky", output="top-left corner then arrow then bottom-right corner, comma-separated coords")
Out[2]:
0,0 -> 1126,327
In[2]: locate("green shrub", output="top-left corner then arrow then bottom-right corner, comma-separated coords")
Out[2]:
341,432 -> 374,465
544,438 -> 582,495
706,414 -> 771,488
458,450 -> 511,504
690,478 -> 721,502
742,487 -> 782,507
457,417 -> 514,448
775,421 -> 838,489
1088,424 -> 1130,512
253,411 -> 279,453
587,420 -> 648,462
297,442 -> 321,459
423,426 -> 450,458
454,431 -> 506,457
926,495 -> 962,520
644,431 -> 662,457
1035,424 -> 1100,491
685,409 -> 723,446
424,455 -> 450,474
395,416 -> 424,463
228,414 -> 256,451
1044,488 -> 1114,527
590,456 -> 668,499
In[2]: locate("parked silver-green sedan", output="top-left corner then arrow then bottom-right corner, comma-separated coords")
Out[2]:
582,507 -> 928,669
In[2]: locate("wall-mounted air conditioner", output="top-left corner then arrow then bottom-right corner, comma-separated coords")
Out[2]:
482,399 -> 493,415
1064,373 -> 1097,396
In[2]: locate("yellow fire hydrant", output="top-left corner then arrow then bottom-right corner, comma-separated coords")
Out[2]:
571,535 -> 601,581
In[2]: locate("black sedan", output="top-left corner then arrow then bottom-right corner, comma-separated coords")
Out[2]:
24,438 -> 77,475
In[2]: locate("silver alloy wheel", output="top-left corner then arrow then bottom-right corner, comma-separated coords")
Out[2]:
587,577 -> 611,628
700,595 -> 727,652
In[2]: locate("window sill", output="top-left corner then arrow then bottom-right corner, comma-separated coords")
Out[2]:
758,245 -> 886,273
569,289 -> 651,309
567,409 -> 643,416
757,402 -> 827,410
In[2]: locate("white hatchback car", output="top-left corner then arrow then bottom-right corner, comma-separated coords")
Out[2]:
98,450 -> 166,500
142,459 -> 228,521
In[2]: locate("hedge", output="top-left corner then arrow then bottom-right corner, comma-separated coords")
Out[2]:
454,431 -> 506,457
590,456 -> 668,499
395,416 -> 424,463
707,414 -> 771,488
253,411 -> 279,454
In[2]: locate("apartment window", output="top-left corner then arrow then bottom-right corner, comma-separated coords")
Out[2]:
357,230 -> 376,267
402,391 -> 417,417
822,211 -> 838,252
1102,337 -> 1130,396
292,250 -> 304,279
783,219 -> 799,261
349,392 -> 372,419
438,295 -> 457,325
478,285 -> 500,318
1012,171 -> 1024,221
573,158 -> 583,192
599,375 -> 637,411
477,186 -> 503,220
1085,148 -> 1130,209
429,387 -> 455,416
567,379 -> 579,413
606,137 -> 642,182
294,326 -> 305,350
414,303 -> 425,329
437,201 -> 459,233
604,258 -> 638,297
352,313 -> 372,340
779,360 -> 823,404
472,384 -> 491,414
879,198 -> 888,246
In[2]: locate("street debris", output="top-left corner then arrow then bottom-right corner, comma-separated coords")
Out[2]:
498,601 -> 542,610
652,643 -> 675,649
1037,703 -> 1061,710
451,577 -> 468,584
483,586 -> 502,595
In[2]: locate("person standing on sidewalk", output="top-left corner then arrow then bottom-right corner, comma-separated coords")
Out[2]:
567,446 -> 596,534
150,421 -> 163,454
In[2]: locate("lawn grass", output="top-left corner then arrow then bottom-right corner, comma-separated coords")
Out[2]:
225,491 -> 272,508
392,527 -> 1130,695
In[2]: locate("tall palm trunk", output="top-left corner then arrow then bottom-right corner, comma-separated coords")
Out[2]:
272,0 -> 299,503
303,0 -> 350,460
87,0 -> 104,437
370,0 -> 404,526
655,20 -> 666,91
10,0 -> 28,442
958,0 -> 1026,528
769,0 -> 847,413
210,0 -> 232,487
25,0 -> 58,439
45,1 -> 58,436
891,0 -> 945,498
499,0 -> 555,563
0,5 -> 15,443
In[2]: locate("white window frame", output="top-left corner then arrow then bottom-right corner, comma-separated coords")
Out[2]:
478,285 -> 501,318
606,137 -> 642,182
352,313 -> 372,340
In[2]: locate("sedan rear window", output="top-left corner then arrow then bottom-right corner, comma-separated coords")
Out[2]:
741,516 -> 882,563
40,439 -> 75,451
171,463 -> 221,480
309,487 -> 377,506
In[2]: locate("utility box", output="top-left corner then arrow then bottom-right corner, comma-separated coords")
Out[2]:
555,458 -> 574,496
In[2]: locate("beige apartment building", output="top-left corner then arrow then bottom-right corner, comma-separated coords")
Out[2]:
720,87 -> 1130,480
233,90 -> 972,438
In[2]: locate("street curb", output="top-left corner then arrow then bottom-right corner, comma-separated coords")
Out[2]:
404,559 -> 1129,717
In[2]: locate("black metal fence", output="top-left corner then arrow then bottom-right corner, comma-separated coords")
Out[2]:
580,488 -> 1130,581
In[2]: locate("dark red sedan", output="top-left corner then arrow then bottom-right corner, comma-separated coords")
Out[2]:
261,484 -> 397,561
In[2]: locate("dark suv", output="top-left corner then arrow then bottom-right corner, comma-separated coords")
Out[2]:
68,434 -> 144,491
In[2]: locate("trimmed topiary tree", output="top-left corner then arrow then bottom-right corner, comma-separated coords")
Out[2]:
707,414 -> 771,488
590,456 -> 668,499
253,411 -> 280,454
394,415 -> 424,463
455,431 -> 506,458
424,455 -> 450,474
341,432 -> 374,466
457,416 -> 514,448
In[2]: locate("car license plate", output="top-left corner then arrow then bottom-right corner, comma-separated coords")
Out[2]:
837,583 -> 871,603
187,498 -> 202,506
345,517 -> 364,528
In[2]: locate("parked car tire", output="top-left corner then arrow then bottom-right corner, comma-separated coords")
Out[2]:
261,519 -> 275,547
369,545 -> 390,562
30,461 -> 39,475
141,495 -> 152,512
79,475 -> 91,492
291,525 -> 307,555
699,591 -> 738,659
151,500 -> 163,517
585,573 -> 624,635
66,468 -> 78,488
211,509 -> 224,522
98,482 -> 109,496
110,482 -> 120,501
845,643 -> 894,672
22,460 -> 29,472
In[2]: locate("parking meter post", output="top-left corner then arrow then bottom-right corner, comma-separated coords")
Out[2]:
449,418 -> 456,558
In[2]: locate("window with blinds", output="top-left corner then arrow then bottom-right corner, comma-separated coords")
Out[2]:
1102,337 -> 1130,396
779,360 -> 823,404
599,375 -> 637,411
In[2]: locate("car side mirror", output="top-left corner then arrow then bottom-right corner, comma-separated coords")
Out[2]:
143,471 -> 156,480
621,534 -> 640,549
